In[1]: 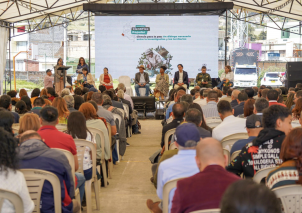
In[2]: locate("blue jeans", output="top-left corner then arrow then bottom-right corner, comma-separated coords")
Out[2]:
75,172 -> 85,202
84,168 -> 92,180
217,80 -> 233,89
135,84 -> 150,96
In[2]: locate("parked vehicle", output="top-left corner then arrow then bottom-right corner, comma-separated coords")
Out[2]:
233,65 -> 258,87
260,72 -> 282,87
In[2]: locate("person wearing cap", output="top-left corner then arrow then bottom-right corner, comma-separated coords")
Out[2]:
227,105 -> 292,178
134,65 -> 150,97
171,138 -> 240,213
230,114 -> 263,156
146,123 -> 200,213
44,69 -> 54,89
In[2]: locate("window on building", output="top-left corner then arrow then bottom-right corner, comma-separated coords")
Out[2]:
16,41 -> 28,52
83,34 -> 91,41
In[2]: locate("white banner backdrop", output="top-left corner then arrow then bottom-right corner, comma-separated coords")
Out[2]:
95,16 -> 218,80
0,26 -> 9,94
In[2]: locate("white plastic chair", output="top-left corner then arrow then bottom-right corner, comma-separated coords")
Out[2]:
52,148 -> 81,209
106,122 -> 113,178
253,166 -> 277,183
163,178 -> 183,213
113,113 -> 122,163
118,76 -> 133,96
0,189 -> 23,213
223,148 -> 230,165
164,128 -> 176,151
169,142 -> 178,150
272,185 -> 302,213
20,169 -> 62,213
138,88 -> 147,97
55,124 -> 67,131
88,127 -> 109,185
190,209 -> 220,213
230,150 -> 241,162
205,117 -> 222,129
122,103 -> 131,138
74,139 -> 100,213
221,133 -> 249,149
12,123 -> 20,133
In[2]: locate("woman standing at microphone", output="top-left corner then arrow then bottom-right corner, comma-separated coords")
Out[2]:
54,58 -> 65,96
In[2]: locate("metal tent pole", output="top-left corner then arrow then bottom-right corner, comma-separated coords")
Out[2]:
9,25 -> 11,91
88,11 -> 91,71
225,10 -> 228,66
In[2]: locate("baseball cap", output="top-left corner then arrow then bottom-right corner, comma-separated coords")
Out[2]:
175,123 -> 200,147
246,114 -> 262,128
46,69 -> 52,73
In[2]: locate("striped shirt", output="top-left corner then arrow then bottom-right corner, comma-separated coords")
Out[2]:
201,101 -> 219,118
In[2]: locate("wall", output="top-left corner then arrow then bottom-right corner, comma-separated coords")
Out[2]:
24,59 -> 39,71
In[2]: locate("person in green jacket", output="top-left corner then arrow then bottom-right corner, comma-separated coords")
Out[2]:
196,66 -> 212,88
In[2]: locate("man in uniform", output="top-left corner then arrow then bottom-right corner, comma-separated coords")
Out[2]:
196,66 -> 212,88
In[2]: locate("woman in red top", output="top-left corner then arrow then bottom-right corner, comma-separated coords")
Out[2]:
99,67 -> 113,90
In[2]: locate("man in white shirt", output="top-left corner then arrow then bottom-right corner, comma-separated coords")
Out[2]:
219,87 -> 232,103
201,90 -> 219,118
174,64 -> 189,90
194,89 -> 210,107
213,100 -> 247,141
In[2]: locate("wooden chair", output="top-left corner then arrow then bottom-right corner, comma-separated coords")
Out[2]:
190,209 -> 220,213
0,189 -> 23,213
230,150 -> 241,162
20,169 -> 62,213
272,185 -> 302,213
52,148 -> 81,210
74,139 -> 101,213
221,133 -> 248,149
164,128 -> 176,152
253,166 -> 277,183
88,127 -> 109,186
163,178 -> 183,213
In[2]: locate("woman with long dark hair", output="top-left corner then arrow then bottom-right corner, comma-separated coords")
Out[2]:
243,99 -> 255,118
52,97 -> 70,124
267,128 -> 302,189
15,100 -> 29,116
0,128 -> 34,213
77,57 -> 89,73
31,88 -> 40,104
0,110 -> 14,136
20,95 -> 32,111
54,58 -> 65,96
188,103 -> 212,133
67,111 -> 95,182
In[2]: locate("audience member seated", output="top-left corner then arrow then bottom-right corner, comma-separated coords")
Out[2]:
230,114 -> 263,155
219,87 -> 232,103
63,95 -> 77,113
166,90 -> 186,120
220,179 -> 281,213
212,100 -> 247,142
161,103 -> 185,148
7,90 -> 19,111
30,88 -> 40,105
78,102 -> 110,161
87,100 -> 108,128
165,89 -> 177,111
239,99 -> 255,118
201,91 -> 219,118
253,98 -> 269,119
103,90 -> 123,109
261,88 -> 269,99
173,64 -> 189,90
253,86 -> 259,99
244,87 -> 255,99
21,95 -> 32,111
29,97 -> 45,116
74,87 -> 83,96
0,95 -> 19,123
230,89 -> 240,108
227,105 -> 292,178
233,92 -> 248,117
171,138 -> 240,213
102,94 -> 128,150
18,113 -> 41,135
135,65 -> 150,97
267,128 -> 302,189
82,87 -> 89,95
188,103 -> 212,133
117,90 -> 133,115
267,89 -> 286,107
19,131 -> 80,213
0,128 -> 34,213
292,98 -> 302,121
290,90 -> 302,110
15,100 -> 28,116
117,83 -> 134,109
40,88 -> 48,97
74,95 -> 84,110
193,89 -> 209,107
46,87 -> 57,102
61,88 -> 71,98
37,106 -> 86,204
52,97 -> 70,124
147,123 -> 201,213
0,110 -> 14,136
19,88 -> 28,98
92,92 -> 117,136
185,108 -> 211,138
67,111 -> 96,187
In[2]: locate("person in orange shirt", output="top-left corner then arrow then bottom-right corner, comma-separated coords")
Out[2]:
30,88 -> 40,105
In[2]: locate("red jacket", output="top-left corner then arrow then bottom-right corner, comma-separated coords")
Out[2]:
269,101 -> 286,107
171,165 -> 240,213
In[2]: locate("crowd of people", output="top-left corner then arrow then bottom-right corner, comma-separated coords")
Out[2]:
147,82 -> 302,213
0,82 -> 139,213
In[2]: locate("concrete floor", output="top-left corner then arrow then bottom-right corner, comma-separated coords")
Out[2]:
89,119 -> 161,213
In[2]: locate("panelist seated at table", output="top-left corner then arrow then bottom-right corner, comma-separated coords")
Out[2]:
77,67 -> 96,89
154,66 -> 169,100
173,64 -> 189,90
99,67 -> 113,90
135,65 -> 150,97
196,66 -> 212,88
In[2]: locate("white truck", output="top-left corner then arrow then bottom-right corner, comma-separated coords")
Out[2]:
233,64 -> 258,88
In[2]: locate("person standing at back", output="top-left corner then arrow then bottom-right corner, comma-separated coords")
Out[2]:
44,69 -> 54,89
212,100 -> 247,142
227,105 -> 292,178
134,65 -> 150,97
173,64 -> 189,90
171,138 -> 240,213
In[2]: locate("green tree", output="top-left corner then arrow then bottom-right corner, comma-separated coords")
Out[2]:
257,31 -> 267,40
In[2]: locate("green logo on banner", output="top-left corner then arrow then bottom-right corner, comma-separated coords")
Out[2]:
131,25 -> 150,34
